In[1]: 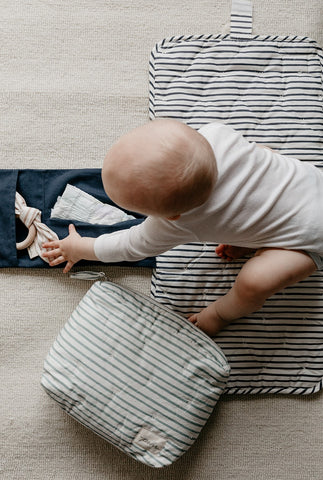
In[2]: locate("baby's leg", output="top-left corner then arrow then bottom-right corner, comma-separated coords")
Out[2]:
189,248 -> 316,337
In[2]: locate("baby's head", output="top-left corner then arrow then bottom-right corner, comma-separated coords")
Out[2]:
102,119 -> 217,218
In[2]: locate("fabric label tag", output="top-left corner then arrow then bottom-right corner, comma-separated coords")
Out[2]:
133,427 -> 167,454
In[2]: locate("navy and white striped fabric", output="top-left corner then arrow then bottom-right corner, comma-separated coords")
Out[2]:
41,281 -> 230,467
149,0 -> 323,394
149,6 -> 322,166
151,244 -> 323,395
230,0 -> 252,40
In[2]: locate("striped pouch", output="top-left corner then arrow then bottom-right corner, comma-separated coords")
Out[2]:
41,281 -> 230,467
149,0 -> 323,395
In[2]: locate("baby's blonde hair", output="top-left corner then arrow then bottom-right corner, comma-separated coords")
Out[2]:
102,119 -> 217,217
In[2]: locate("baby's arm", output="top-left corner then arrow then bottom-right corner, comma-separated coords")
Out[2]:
43,216 -> 194,273
42,224 -> 97,273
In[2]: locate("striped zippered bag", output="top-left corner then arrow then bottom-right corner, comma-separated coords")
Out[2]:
41,280 -> 230,467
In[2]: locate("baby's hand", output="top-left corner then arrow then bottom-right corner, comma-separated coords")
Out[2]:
42,224 -> 93,273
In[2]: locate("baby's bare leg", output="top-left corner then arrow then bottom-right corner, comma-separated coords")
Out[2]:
189,248 -> 316,337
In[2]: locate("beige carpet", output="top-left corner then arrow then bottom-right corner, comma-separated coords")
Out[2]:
1,1 -> 323,478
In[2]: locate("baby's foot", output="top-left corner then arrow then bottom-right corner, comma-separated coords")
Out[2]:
216,244 -> 254,261
188,304 -> 229,337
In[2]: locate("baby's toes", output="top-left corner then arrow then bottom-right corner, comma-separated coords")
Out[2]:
188,314 -> 198,324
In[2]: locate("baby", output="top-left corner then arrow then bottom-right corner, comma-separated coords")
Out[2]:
43,119 -> 323,336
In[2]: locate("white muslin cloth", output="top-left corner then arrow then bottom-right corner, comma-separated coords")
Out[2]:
15,192 -> 59,262
51,184 -> 135,225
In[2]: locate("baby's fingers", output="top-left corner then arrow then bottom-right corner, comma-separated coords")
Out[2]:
42,247 -> 61,259
48,255 -> 67,267
63,260 -> 75,274
42,240 -> 60,250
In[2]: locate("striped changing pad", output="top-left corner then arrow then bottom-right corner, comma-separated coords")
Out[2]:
41,281 -> 230,467
149,0 -> 323,394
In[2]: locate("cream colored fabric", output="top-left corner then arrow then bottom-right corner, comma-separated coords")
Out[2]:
51,184 -> 135,224
15,192 -> 58,261
1,1 -> 323,479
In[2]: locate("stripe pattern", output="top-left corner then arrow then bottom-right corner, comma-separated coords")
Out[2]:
149,21 -> 323,394
41,281 -> 230,467
149,34 -> 323,165
151,244 -> 323,395
230,0 -> 253,39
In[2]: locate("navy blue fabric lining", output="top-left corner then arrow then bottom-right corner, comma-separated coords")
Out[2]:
0,169 -> 154,268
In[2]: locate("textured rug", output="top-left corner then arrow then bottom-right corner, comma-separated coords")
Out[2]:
1,1 -> 323,479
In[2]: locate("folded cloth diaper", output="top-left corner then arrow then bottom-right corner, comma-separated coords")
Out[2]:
51,184 -> 135,225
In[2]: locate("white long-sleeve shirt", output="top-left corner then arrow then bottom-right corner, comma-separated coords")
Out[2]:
94,122 -> 323,263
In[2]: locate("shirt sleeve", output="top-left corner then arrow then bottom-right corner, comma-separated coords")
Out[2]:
93,216 -> 198,263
